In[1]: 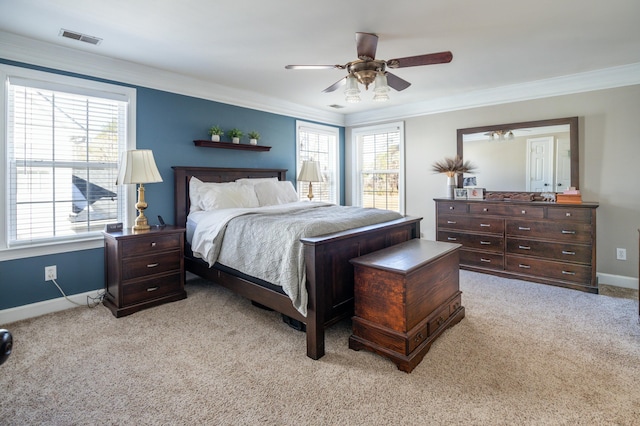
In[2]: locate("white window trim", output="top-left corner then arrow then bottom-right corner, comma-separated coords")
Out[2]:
295,120 -> 340,204
0,64 -> 137,261
351,121 -> 405,214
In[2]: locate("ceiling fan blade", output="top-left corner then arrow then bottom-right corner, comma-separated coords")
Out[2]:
285,64 -> 343,70
385,72 -> 411,91
322,76 -> 347,93
356,32 -> 378,60
386,51 -> 453,68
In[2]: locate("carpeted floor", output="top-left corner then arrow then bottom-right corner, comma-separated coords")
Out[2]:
1,271 -> 639,425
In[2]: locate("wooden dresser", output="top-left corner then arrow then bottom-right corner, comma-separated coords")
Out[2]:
349,239 -> 464,373
435,199 -> 598,292
103,226 -> 186,317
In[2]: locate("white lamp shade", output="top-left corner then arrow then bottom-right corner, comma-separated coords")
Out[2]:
116,149 -> 163,185
297,160 -> 323,183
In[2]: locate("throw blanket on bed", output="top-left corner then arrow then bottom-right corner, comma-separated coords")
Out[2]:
190,201 -> 403,316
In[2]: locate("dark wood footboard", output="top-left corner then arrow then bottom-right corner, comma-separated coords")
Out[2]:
173,166 -> 421,359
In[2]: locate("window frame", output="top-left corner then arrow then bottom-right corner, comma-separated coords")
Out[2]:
0,64 -> 136,261
295,120 -> 340,204
351,121 -> 405,214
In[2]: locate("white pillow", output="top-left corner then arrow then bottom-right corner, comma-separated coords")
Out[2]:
235,177 -> 279,186
189,177 -> 205,212
254,180 -> 299,206
199,182 -> 260,210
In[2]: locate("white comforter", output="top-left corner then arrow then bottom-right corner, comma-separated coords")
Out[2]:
189,201 -> 403,316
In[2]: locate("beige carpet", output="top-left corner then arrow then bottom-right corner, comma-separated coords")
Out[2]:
2,271 -> 639,425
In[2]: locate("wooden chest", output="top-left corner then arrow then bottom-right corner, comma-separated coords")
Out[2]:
349,239 -> 464,373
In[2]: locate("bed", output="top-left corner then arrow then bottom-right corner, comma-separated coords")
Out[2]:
173,166 -> 422,359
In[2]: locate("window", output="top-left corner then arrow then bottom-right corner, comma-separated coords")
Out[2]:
296,121 -> 339,204
1,65 -> 136,257
352,122 -> 404,214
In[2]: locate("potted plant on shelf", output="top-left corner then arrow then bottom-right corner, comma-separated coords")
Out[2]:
248,131 -> 260,145
431,155 -> 476,199
227,128 -> 243,144
208,125 -> 224,142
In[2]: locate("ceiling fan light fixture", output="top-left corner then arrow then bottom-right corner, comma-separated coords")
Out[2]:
373,72 -> 390,102
344,75 -> 361,103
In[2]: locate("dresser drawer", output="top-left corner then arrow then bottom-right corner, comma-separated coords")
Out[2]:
438,231 -> 503,252
547,207 -> 592,223
122,272 -> 183,305
427,304 -> 451,336
122,250 -> 182,280
437,216 -> 504,233
506,220 -> 592,243
505,255 -> 592,283
437,201 -> 469,216
460,249 -> 504,270
121,233 -> 181,257
507,238 -> 592,264
469,203 -> 544,218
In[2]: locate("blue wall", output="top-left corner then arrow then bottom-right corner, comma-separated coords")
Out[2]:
0,59 -> 345,311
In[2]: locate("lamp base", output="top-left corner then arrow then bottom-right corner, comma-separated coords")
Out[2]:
133,183 -> 151,231
306,182 -> 314,201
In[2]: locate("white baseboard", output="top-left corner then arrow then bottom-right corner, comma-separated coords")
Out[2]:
597,272 -> 639,290
0,289 -> 103,325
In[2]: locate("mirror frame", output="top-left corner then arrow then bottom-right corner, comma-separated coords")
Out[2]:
456,116 -> 579,191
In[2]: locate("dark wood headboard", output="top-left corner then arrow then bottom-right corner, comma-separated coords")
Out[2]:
172,166 -> 287,227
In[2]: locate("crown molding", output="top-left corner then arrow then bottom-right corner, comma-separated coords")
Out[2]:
0,31 -> 345,126
345,62 -> 640,126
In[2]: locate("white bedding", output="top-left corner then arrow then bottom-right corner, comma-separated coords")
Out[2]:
189,201 -> 403,316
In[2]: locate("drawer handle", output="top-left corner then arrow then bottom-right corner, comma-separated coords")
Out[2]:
521,210 -> 526,214
561,271 -> 576,276
449,206 -> 454,210
147,263 -> 159,268
518,245 -> 531,250
566,212 -> 572,217
518,227 -> 531,231
480,223 -> 491,227
562,250 -> 576,255
480,241 -> 491,245
518,264 -> 531,269
147,286 -> 159,292
561,230 -> 576,234
480,258 -> 491,263
414,332 -> 424,342
483,208 -> 488,212
436,317 -> 445,326
452,302 -> 460,310
151,242 -> 157,247
447,237 -> 457,241
447,220 -> 457,224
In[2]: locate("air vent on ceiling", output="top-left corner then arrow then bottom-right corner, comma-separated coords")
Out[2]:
328,104 -> 345,109
59,29 -> 102,45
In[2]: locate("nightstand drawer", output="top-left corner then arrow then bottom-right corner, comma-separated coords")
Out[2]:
122,273 -> 182,305
122,251 -> 181,280
121,233 -> 181,256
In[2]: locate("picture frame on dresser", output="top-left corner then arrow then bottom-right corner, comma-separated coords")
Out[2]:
454,188 -> 468,200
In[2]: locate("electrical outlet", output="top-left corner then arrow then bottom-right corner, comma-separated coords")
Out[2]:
45,265 -> 57,281
616,248 -> 627,261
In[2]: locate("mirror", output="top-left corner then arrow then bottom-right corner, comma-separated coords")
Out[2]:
457,117 -> 579,192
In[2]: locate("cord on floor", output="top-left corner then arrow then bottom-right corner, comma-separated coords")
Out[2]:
49,278 -> 105,308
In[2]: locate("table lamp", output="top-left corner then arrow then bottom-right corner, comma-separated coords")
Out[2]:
297,160 -> 323,201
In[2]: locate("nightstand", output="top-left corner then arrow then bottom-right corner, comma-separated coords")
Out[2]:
103,226 -> 187,317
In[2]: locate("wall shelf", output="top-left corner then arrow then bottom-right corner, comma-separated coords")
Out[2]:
194,140 -> 271,151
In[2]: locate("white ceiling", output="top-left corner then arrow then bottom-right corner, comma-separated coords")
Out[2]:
1,0 -> 640,124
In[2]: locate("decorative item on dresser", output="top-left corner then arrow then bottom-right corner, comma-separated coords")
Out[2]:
349,239 -> 464,373
103,226 -> 187,317
435,198 -> 598,293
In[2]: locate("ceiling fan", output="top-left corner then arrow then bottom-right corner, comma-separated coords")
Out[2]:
285,32 -> 453,100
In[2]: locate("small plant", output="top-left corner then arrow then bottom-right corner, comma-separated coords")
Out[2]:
248,131 -> 260,140
227,128 -> 243,139
208,125 -> 224,136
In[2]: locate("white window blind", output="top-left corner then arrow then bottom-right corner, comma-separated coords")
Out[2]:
296,121 -> 339,204
6,79 -> 127,247
354,123 -> 404,213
